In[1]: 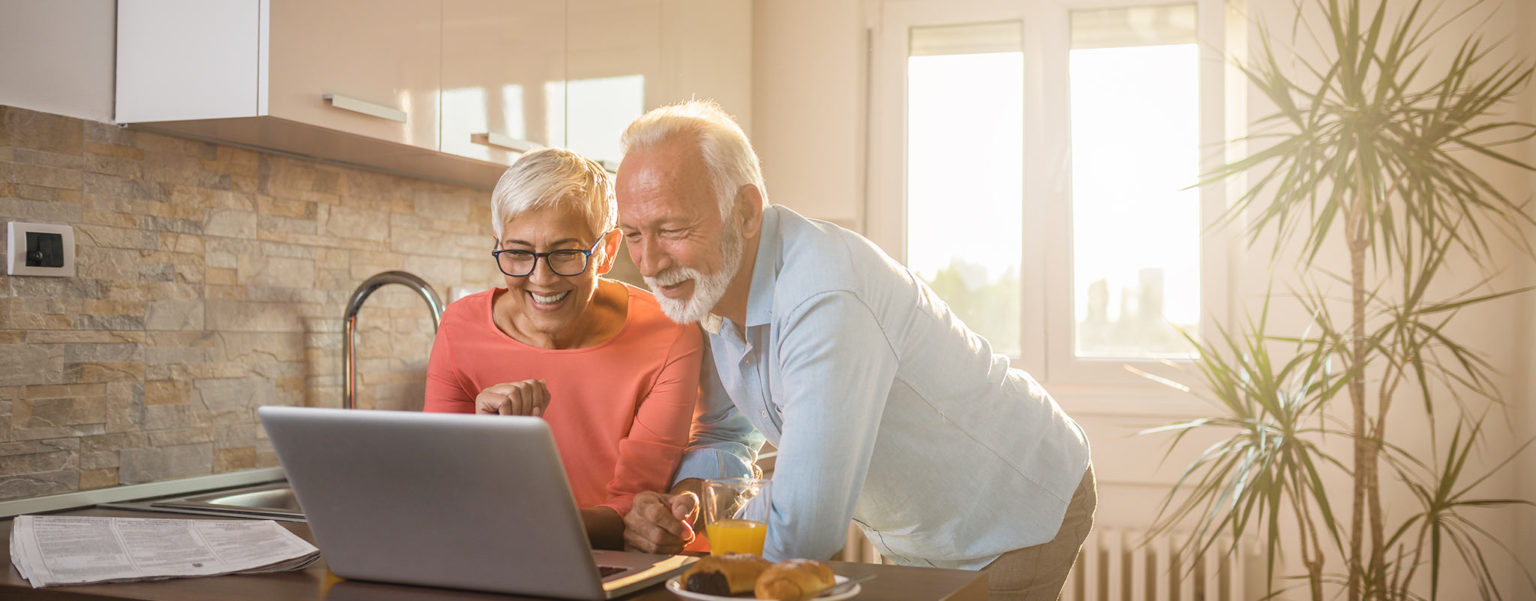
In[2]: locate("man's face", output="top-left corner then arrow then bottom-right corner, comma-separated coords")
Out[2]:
616,137 -> 742,324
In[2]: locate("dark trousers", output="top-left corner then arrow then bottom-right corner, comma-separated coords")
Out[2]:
980,465 -> 1097,601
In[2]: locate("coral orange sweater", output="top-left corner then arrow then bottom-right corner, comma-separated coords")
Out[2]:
424,284 -> 701,516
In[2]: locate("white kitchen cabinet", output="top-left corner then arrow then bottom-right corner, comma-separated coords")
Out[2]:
116,0 -> 487,187
658,0 -> 753,131
563,0 -> 752,169
441,0 -> 566,165
267,0 -> 441,150
565,0 -> 662,168
118,0 -> 440,150
115,1 -> 259,123
115,0 -> 750,189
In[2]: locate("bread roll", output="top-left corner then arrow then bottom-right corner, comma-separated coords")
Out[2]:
684,554 -> 772,596
754,559 -> 836,601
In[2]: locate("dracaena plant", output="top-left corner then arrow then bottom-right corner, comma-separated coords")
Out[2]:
1140,0 -> 1536,599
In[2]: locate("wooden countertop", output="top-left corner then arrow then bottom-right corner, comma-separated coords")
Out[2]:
3,508 -> 987,601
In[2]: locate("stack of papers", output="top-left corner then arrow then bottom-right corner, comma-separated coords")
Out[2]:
9,515 -> 320,588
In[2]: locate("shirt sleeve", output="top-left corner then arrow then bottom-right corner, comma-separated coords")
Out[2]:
423,316 -> 475,414
598,325 -> 704,516
673,339 -> 766,484
762,291 -> 898,562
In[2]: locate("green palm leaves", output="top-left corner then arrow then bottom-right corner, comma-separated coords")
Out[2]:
1144,1 -> 1535,599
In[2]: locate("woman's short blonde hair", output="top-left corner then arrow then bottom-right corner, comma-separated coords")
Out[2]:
490,147 -> 616,242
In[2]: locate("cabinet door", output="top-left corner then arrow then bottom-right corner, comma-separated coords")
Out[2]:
441,0 -> 566,165
267,0 -> 441,150
658,0 -> 751,129
565,0 -> 661,168
117,0 -> 262,123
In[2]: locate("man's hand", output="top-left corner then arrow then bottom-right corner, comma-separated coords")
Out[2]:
623,490 -> 699,554
475,380 -> 550,416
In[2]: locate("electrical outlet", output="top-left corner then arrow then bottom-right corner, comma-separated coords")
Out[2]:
6,222 -> 75,277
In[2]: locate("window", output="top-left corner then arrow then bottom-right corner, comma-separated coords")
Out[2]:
906,22 -> 1024,356
872,0 -> 1227,385
1068,6 -> 1200,358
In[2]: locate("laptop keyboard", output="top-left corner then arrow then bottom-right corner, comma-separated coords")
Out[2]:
598,566 -> 628,578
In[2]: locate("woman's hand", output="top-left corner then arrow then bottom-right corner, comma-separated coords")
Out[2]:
475,380 -> 550,416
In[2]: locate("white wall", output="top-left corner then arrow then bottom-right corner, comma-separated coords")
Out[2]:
0,0 -> 116,122
750,0 -> 865,230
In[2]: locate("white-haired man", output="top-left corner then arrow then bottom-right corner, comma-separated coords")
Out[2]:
617,100 -> 1095,601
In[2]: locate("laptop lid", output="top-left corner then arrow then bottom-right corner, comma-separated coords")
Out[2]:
258,406 -> 691,600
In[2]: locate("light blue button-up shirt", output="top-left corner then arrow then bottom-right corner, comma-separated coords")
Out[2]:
684,205 -> 1091,570
673,335 -> 766,484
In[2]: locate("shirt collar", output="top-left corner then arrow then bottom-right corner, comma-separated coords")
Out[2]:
742,206 -> 782,328
700,313 -> 723,335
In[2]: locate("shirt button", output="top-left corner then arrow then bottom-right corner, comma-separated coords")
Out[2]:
759,410 -> 768,417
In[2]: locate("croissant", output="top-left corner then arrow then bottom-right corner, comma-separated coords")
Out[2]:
683,553 -> 772,596
754,559 -> 836,601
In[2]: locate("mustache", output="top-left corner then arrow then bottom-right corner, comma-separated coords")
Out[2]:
646,267 -> 700,287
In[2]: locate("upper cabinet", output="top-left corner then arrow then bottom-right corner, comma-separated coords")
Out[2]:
565,0 -> 661,169
118,0 -> 440,149
116,1 -> 262,123
564,0 -> 753,169
115,0 -> 749,189
267,1 -> 441,150
441,0 -> 565,165
658,0 -> 753,132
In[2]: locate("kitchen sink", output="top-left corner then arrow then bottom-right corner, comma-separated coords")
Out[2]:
158,484 -> 302,515
101,482 -> 306,521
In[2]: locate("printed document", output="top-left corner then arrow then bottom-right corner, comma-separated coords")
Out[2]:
8,515 -> 319,588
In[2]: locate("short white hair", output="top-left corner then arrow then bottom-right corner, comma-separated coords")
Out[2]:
620,99 -> 768,219
490,147 -> 616,242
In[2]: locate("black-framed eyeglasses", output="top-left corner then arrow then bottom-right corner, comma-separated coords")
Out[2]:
491,236 -> 604,278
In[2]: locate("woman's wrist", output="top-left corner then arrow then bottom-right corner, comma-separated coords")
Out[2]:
580,506 -> 625,550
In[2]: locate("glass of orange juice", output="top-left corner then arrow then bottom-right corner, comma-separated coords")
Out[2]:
701,477 -> 771,556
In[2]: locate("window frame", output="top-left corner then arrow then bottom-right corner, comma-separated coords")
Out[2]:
869,0 -> 1234,388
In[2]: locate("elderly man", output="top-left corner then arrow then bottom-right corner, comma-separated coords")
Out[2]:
617,100 -> 1095,601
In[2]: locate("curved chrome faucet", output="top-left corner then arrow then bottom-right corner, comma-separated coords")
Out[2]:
342,271 -> 445,410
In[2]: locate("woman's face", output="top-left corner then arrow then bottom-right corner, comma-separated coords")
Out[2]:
496,205 -> 616,341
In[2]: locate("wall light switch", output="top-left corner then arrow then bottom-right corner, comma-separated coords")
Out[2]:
7,222 -> 75,277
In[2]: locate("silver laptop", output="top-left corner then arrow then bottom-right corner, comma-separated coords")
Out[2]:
258,406 -> 695,600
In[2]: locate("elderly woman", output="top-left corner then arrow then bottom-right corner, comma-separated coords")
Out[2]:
424,147 -> 702,550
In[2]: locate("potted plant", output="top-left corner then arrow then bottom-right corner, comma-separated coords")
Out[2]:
1141,0 -> 1536,599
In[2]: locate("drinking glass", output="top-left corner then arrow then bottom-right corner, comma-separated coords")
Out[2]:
701,477 -> 772,556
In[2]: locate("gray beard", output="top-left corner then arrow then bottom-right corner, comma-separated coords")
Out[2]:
646,221 -> 743,325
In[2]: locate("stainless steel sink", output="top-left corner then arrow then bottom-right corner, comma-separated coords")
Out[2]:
162,484 -> 302,515
103,482 -> 306,521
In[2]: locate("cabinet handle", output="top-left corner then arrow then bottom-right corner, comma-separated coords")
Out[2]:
470,132 -> 539,153
599,159 -> 619,174
322,94 -> 407,123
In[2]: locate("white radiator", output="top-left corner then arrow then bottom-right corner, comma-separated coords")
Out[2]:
1063,528 -> 1257,601
839,524 -> 1257,601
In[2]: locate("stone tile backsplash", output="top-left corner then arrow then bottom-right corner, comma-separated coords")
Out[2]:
0,105 -> 505,500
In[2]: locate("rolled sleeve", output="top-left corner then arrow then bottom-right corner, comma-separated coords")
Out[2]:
673,338 -> 764,485
763,291 -> 897,561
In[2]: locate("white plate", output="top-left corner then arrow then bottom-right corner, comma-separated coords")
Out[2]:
666,574 -> 859,601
